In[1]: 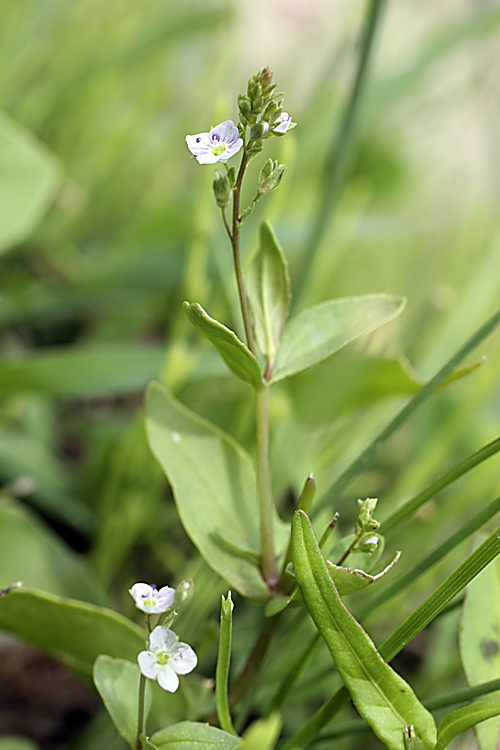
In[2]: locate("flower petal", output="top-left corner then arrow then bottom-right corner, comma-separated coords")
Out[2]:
157,664 -> 180,692
149,626 -> 178,653
171,643 -> 198,675
138,651 -> 158,679
210,120 -> 238,144
157,586 -> 175,610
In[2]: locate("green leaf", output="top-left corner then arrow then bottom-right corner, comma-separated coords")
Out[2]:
326,551 -> 401,596
291,511 -> 436,750
240,714 -> 282,750
146,383 -> 287,600
151,721 -> 241,749
246,222 -> 290,362
184,302 -> 263,386
434,701 -> 500,750
271,294 -> 406,383
460,534 -> 500,750
0,739 -> 39,750
0,497 -> 105,603
329,532 -> 385,573
0,588 -> 144,673
141,736 -> 159,749
94,655 -> 151,749
0,111 -> 60,253
0,344 -> 166,398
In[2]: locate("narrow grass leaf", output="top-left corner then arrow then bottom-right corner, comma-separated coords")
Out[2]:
435,702 -> 500,750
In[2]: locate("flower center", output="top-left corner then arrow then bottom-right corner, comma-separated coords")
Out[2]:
157,650 -> 171,666
212,143 -> 227,156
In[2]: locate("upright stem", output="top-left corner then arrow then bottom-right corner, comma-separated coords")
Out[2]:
136,673 -> 147,750
255,386 -> 278,586
231,149 -> 257,357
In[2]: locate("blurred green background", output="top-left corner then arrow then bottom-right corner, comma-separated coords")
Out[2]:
1,0 -> 500,748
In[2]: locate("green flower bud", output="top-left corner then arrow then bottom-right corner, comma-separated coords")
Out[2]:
257,66 -> 274,94
213,171 -> 232,208
238,94 -> 252,121
258,159 -> 286,194
356,497 -> 380,533
262,101 -> 282,124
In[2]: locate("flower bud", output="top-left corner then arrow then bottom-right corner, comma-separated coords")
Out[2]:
358,534 -> 380,554
174,580 -> 194,608
238,94 -> 252,121
212,171 -> 232,208
262,101 -> 282,124
257,66 -> 274,94
249,122 -> 269,141
356,498 -> 380,533
258,159 -> 286,194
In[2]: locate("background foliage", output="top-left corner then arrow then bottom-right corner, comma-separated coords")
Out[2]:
1,1 -> 500,748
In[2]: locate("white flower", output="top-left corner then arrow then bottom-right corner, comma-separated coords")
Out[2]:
273,112 -> 293,134
129,583 -> 175,614
138,626 -> 197,692
185,120 -> 243,164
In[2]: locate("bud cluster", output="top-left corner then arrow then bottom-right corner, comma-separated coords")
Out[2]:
356,498 -> 380,535
238,66 -> 280,127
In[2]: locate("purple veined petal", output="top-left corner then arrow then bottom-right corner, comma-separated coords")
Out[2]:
138,651 -> 158,680
149,626 -> 178,653
185,133 -> 211,156
273,113 -> 292,134
157,586 -> 175,610
210,120 -> 239,144
129,582 -> 151,602
171,643 -> 197,675
219,140 -> 243,161
157,664 -> 180,692
195,151 -> 225,165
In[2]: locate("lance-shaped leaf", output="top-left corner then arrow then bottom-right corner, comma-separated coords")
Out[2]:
151,721 -> 241,749
271,294 -> 406,383
434,701 -> 500,750
146,383 -> 288,601
246,222 -> 290,362
93,656 -> 152,749
292,511 -> 436,750
184,302 -> 263,387
326,551 -> 401,596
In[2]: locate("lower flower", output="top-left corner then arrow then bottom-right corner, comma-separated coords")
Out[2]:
138,626 -> 197,692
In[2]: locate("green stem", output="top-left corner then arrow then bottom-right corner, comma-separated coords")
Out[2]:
315,303 -> 500,514
299,0 -> 386,300
256,386 -> 278,586
231,148 -> 256,356
216,593 -> 237,735
136,673 -> 147,750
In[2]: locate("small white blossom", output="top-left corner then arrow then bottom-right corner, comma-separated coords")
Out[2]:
273,112 -> 293,134
185,120 -> 243,164
129,583 -> 175,614
138,626 -> 197,692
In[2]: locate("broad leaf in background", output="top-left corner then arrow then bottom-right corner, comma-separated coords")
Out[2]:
94,655 -> 152,749
246,222 -> 291,363
0,589 -> 144,673
0,497 -> 105,603
0,111 -> 60,253
151,721 -> 241,750
292,511 -> 436,750
326,551 -> 401,596
287,352 -> 484,427
146,383 -> 288,600
184,303 -> 263,387
270,294 -> 406,383
434,702 -> 500,750
460,534 -> 500,750
0,344 -> 166,398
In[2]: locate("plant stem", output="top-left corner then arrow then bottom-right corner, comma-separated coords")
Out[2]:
231,148 -> 256,356
256,386 -> 278,586
136,673 -> 147,750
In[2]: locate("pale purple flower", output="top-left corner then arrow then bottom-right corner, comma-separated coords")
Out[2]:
273,112 -> 293,134
138,626 -> 197,692
185,120 -> 243,165
129,583 -> 175,614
